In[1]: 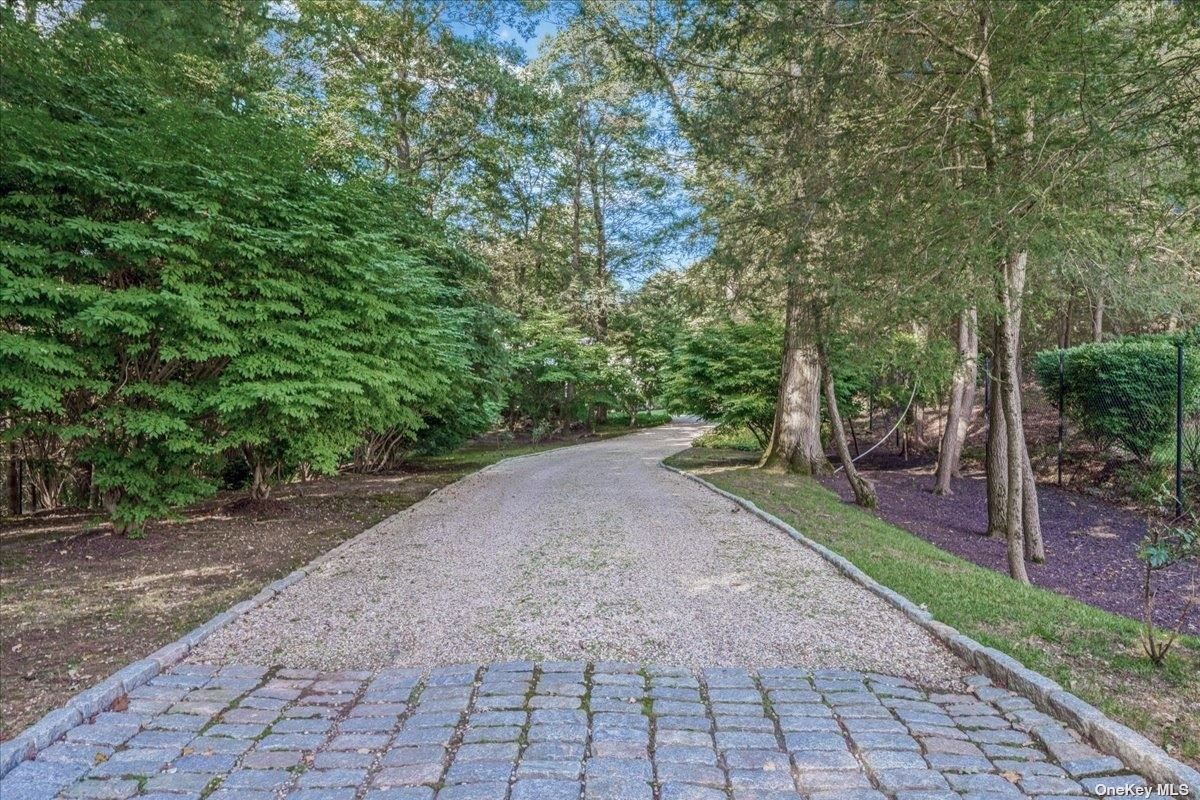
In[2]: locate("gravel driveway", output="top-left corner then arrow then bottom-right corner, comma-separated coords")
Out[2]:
193,423 -> 967,686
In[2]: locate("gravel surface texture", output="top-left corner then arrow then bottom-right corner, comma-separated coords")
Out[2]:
192,423 -> 967,686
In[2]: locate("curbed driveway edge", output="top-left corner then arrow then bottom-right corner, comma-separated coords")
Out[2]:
0,454 -> 532,778
661,461 -> 1200,790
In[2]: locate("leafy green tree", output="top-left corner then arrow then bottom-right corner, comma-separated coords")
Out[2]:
280,0 -> 537,209
1,8 -> 499,529
505,312 -> 633,434
667,321 -> 782,448
2,15 -> 235,529
608,271 -> 690,409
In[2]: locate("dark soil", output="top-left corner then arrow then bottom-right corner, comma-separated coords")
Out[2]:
0,463 -> 476,740
219,496 -> 294,518
817,467 -> 1199,634
0,424 -> 659,741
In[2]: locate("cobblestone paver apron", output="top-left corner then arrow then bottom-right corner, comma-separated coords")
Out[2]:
0,661 -> 1151,800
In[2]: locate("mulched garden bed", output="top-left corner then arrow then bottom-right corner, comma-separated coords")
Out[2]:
817,467 -> 1198,635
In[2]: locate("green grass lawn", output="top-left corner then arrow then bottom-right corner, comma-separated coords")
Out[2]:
666,447 -> 1200,766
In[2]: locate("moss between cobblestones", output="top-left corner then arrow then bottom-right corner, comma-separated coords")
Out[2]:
199,775 -> 223,799
674,455 -> 1200,768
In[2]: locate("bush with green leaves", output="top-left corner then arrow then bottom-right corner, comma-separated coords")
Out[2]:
504,312 -> 636,431
605,409 -> 671,428
666,320 -> 782,447
1034,338 -> 1200,464
848,331 -> 957,415
0,15 -> 497,531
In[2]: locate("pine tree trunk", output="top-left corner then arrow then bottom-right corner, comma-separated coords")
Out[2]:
999,252 -> 1033,584
820,344 -> 876,507
911,403 -> 926,449
1022,446 -> 1045,562
998,311 -> 1028,584
589,153 -> 609,339
934,307 -> 978,495
1092,293 -> 1104,342
964,7 -> 1039,579
571,102 -> 585,285
985,331 -> 1007,539
956,318 -> 979,478
760,278 -> 828,475
1060,296 -> 1074,349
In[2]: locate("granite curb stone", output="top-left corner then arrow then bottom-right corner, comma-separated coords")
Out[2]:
661,463 -> 1199,790
0,457 -> 473,780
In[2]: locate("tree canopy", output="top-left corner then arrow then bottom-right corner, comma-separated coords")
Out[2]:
2,0 -> 1196,550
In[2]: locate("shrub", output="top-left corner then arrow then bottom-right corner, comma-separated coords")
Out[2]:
693,426 -> 763,451
665,320 -> 782,447
1034,339 -> 1200,464
504,312 -> 636,430
605,410 -> 671,428
0,17 -> 497,529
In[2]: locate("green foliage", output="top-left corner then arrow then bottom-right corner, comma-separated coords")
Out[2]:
692,427 -> 763,452
855,333 -> 957,411
1138,509 -> 1199,665
666,321 -> 782,447
505,312 -> 636,430
0,11 -> 497,530
1034,339 -> 1199,463
609,272 -> 691,408
604,410 -> 671,428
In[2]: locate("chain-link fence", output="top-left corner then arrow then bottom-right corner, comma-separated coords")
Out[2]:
1033,340 -> 1196,515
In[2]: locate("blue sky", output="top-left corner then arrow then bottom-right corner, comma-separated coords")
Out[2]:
501,16 -> 560,60
454,5 -> 707,279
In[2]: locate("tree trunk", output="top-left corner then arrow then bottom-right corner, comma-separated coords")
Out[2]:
1091,292 -> 1104,342
934,307 -> 978,495
102,488 -> 133,536
998,252 -> 1034,584
250,461 -> 273,500
968,19 -> 1040,576
7,442 -> 19,515
1060,295 -> 1074,349
957,319 -> 979,478
589,152 -> 609,339
760,278 -> 828,475
909,320 -> 929,450
571,102 -> 585,286
1022,445 -> 1045,562
820,342 -> 876,507
29,470 -> 62,511
910,403 -> 926,448
985,327 -> 1008,539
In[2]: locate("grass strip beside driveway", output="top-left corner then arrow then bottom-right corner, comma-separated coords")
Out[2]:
670,450 -> 1200,767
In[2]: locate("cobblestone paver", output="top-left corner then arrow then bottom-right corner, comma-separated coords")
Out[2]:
1,661 -> 1161,800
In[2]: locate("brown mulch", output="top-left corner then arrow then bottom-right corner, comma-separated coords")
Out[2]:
817,466 -> 1199,635
0,465 -> 468,740
833,383 -> 1197,634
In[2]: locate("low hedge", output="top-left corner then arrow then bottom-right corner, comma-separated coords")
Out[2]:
1033,337 -> 1199,463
